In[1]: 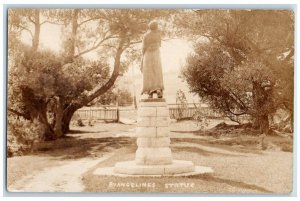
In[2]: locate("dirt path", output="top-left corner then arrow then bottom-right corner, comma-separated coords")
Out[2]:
8,153 -> 114,192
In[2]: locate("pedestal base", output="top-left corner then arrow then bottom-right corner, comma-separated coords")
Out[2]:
93,99 -> 213,177
93,160 -> 213,177
114,160 -> 194,175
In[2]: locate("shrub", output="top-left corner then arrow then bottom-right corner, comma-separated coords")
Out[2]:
88,119 -> 94,127
175,90 -> 188,120
193,108 -> 210,130
7,116 -> 45,157
76,119 -> 85,127
281,143 -> 293,152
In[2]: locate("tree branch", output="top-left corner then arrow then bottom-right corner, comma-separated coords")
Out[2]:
129,40 -> 142,45
226,114 -> 242,125
8,108 -> 31,120
227,108 -> 247,116
41,20 -> 66,26
78,17 -> 101,27
28,16 -> 35,24
73,34 -> 117,58
102,44 -> 118,50
17,25 -> 33,38
74,37 -> 126,106
224,99 -> 247,116
227,90 -> 248,111
199,33 -> 222,43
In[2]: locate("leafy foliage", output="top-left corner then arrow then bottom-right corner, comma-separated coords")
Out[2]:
8,9 -> 174,141
93,88 -> 133,106
180,10 -> 294,133
7,116 -> 45,157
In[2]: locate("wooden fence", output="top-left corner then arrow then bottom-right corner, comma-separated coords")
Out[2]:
73,104 -> 225,121
168,106 -> 223,119
73,107 -> 118,121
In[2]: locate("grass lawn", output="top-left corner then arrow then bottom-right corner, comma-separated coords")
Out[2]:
82,127 -> 293,193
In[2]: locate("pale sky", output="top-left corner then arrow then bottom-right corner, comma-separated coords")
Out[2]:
21,23 -> 193,73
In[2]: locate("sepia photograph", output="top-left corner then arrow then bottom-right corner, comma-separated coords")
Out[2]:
5,7 -> 294,194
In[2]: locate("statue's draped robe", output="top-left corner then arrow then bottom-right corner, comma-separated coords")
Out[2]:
141,30 -> 164,95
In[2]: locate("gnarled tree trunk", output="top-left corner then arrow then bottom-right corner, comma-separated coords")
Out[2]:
253,114 -> 270,134
252,80 -> 271,134
53,97 -> 65,138
51,38 -> 126,136
61,104 -> 80,133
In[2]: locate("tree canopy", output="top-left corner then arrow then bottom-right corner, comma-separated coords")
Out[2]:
8,9 -> 174,140
179,10 -> 294,133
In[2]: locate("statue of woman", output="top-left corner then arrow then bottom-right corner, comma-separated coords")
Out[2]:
141,21 -> 164,99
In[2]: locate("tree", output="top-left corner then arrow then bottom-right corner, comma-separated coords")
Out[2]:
179,10 -> 294,133
175,90 -> 188,120
8,9 -> 174,140
8,9 -> 42,52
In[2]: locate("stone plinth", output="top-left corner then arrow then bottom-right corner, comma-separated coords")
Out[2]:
114,160 -> 195,175
134,99 -> 172,166
110,98 -> 213,176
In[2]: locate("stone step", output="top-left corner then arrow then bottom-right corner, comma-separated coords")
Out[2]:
114,160 -> 196,175
135,147 -> 172,165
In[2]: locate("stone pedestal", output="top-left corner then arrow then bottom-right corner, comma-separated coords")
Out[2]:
112,98 -> 203,176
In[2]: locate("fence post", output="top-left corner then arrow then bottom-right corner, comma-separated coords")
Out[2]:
117,108 -> 120,122
116,101 -> 120,122
89,107 -> 92,121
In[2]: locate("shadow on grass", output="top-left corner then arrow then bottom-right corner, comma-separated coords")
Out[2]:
171,130 -> 200,134
172,138 -> 263,155
189,174 -> 273,193
34,136 -> 136,160
171,146 -> 246,157
68,130 -> 108,134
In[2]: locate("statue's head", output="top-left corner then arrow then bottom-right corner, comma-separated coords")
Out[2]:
148,21 -> 158,31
